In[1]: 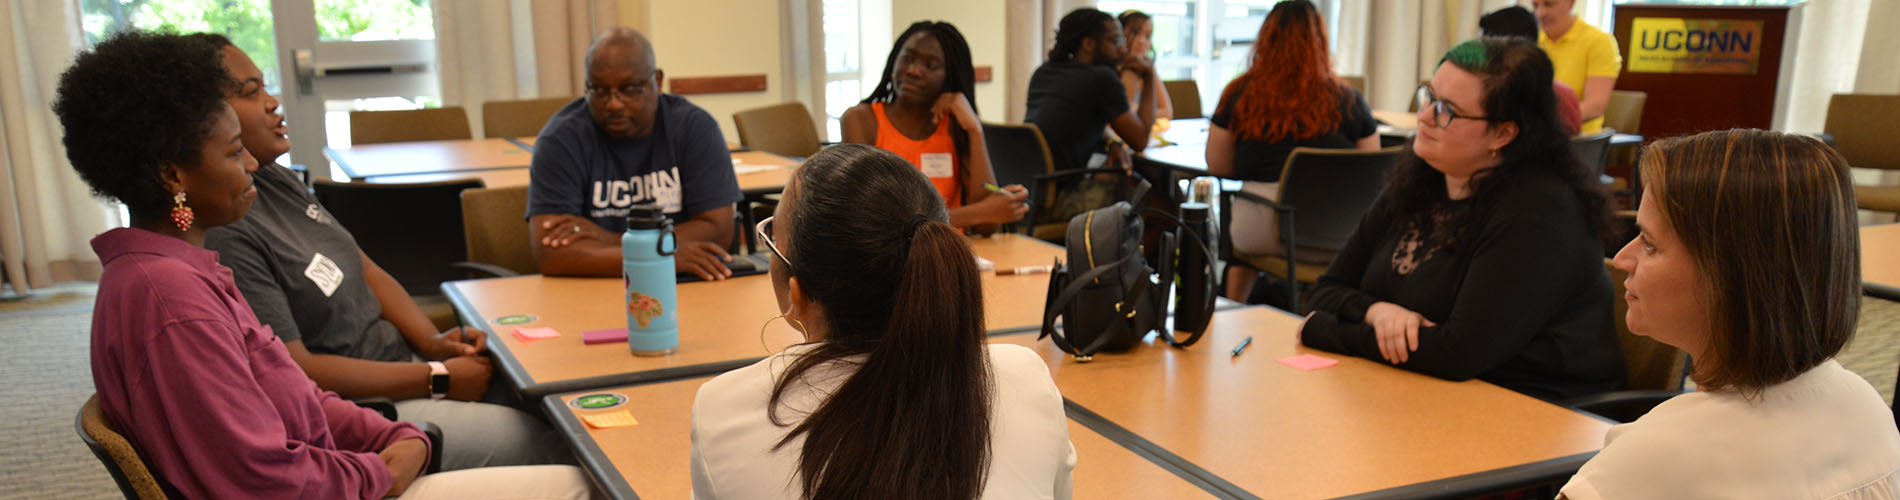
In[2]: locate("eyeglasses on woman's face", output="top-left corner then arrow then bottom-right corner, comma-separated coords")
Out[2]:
756,216 -> 791,273
1416,84 -> 1494,129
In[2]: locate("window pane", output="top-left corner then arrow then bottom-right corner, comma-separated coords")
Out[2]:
317,0 -> 434,41
1097,0 -> 1197,58
80,0 -> 280,90
822,0 -> 859,74
823,80 -> 861,142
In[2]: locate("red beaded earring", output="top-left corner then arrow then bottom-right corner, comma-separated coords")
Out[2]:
170,192 -> 194,231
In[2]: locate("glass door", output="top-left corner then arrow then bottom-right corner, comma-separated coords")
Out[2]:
80,0 -> 439,181
271,0 -> 438,180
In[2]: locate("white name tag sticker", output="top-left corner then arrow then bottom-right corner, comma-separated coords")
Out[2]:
304,253 -> 345,297
920,153 -> 955,179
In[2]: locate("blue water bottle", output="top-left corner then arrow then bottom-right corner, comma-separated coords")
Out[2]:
622,205 -> 679,356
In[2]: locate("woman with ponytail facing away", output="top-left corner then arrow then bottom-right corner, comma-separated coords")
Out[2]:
689,144 -> 1076,499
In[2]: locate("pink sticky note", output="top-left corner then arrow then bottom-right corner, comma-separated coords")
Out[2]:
1278,354 -> 1339,371
582,329 -> 629,345
512,326 -> 560,342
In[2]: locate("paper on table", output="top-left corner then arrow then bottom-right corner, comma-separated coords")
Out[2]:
975,256 -> 994,272
732,158 -> 780,176
581,410 -> 639,429
1278,354 -> 1339,371
513,326 -> 560,342
582,328 -> 628,345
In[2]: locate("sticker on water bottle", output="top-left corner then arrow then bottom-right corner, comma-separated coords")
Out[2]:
628,291 -> 665,329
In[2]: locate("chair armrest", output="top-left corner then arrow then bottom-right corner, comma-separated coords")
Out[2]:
452,261 -> 519,279
415,421 -> 445,474
1562,389 -> 1683,423
352,397 -> 398,421
1033,167 -> 1131,184
1223,189 -> 1294,214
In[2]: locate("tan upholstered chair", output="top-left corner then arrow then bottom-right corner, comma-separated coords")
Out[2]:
1161,80 -> 1202,119
78,395 -> 173,499
349,107 -> 472,145
1604,258 -> 1687,392
482,97 -> 575,139
1603,90 -> 1647,135
732,102 -> 822,158
1824,94 -> 1900,216
1602,90 -> 1648,195
459,185 -> 537,276
1339,75 -> 1366,95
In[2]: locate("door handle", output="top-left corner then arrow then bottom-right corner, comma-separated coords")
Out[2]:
294,49 -> 316,96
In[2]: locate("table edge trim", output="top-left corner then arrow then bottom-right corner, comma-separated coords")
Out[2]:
542,395 -> 641,500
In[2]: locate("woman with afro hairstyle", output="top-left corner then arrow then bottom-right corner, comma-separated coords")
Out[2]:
56,30 -> 591,499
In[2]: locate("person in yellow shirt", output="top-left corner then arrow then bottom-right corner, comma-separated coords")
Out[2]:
1535,0 -> 1621,133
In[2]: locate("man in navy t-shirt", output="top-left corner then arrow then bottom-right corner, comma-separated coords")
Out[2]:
527,27 -> 742,280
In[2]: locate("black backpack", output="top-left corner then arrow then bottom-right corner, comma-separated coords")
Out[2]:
1039,182 -> 1214,361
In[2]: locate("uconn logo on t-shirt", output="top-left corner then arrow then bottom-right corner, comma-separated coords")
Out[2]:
591,167 -> 683,218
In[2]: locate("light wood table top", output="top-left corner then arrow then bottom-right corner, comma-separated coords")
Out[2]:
1371,109 -> 1419,129
444,234 -> 1069,398
365,168 -> 531,186
517,135 -> 746,151
546,374 -> 1220,500
362,150 -> 799,193
1864,223 -> 1900,301
326,138 -> 533,180
732,151 -> 798,194
992,306 -> 1614,499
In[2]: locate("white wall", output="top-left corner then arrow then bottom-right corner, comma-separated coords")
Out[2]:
890,0 -> 1009,124
619,0 -> 786,143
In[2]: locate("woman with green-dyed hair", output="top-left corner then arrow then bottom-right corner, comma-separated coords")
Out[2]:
1296,38 -> 1624,400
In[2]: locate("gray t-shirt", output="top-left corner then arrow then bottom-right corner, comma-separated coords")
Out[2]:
526,95 -> 741,231
205,163 -> 412,362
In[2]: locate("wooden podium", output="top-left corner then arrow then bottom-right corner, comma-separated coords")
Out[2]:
1612,2 -> 1804,140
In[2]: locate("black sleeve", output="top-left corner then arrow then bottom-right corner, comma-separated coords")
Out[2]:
1209,85 -> 1237,128
1346,89 -> 1377,139
674,105 -> 742,220
1299,205 -> 1391,355
1095,68 -> 1130,122
526,130 -> 585,220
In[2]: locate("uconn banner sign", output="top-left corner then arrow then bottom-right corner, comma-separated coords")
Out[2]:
1628,17 -> 1765,75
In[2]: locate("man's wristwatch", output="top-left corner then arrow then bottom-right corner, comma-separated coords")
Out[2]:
427,361 -> 450,400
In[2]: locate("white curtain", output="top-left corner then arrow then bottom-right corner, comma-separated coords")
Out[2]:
0,0 -> 112,292
1004,0 -> 1096,124
432,0 -> 617,138
1855,0 -> 1900,94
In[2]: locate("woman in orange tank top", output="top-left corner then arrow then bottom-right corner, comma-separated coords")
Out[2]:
842,21 -> 1028,230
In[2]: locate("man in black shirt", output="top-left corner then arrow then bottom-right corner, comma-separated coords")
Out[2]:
1024,8 -> 1157,173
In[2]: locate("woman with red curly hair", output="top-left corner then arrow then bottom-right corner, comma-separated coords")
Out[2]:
1207,0 -> 1379,300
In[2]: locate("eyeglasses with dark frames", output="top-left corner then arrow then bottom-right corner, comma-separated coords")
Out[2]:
1415,84 -> 1494,128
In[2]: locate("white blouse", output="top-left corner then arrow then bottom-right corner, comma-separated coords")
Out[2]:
690,343 -> 1077,499
1561,359 -> 1900,499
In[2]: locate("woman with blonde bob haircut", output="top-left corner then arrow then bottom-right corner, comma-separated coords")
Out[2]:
1561,129 -> 1900,499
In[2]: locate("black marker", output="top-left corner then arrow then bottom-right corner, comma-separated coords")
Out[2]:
1231,336 -> 1254,357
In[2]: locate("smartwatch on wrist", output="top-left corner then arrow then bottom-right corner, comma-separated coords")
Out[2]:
427,361 -> 450,400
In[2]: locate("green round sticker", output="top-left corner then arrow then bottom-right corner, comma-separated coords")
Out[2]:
569,393 -> 627,410
494,314 -> 538,325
